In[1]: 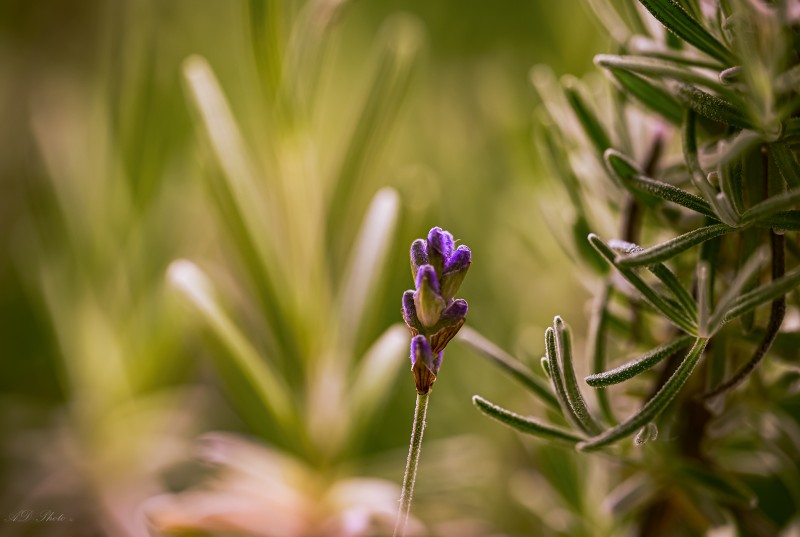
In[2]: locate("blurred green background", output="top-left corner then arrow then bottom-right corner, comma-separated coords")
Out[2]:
0,1 -> 609,535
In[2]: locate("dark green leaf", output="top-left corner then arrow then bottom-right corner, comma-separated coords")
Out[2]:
585,336 -> 694,387
473,395 -> 584,444
615,224 -> 734,267
637,0 -> 734,64
577,338 -> 709,451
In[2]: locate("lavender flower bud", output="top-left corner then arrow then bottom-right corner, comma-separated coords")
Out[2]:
410,239 -> 428,281
413,265 -> 445,327
440,245 -> 471,301
402,290 -> 422,334
410,335 -> 437,394
429,299 -> 468,353
427,227 -> 454,274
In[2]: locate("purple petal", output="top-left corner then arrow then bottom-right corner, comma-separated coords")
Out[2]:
441,298 -> 468,322
444,245 -> 471,273
415,265 -> 440,294
402,290 -> 422,332
427,227 -> 454,272
410,335 -> 433,367
410,239 -> 428,280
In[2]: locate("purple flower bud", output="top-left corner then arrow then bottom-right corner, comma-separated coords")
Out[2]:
427,227 -> 454,274
414,265 -> 445,327
410,239 -> 428,281
429,299 -> 468,353
410,335 -> 437,394
441,245 -> 471,301
402,290 -> 422,334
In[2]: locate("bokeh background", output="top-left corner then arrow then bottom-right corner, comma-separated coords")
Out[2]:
0,1 -> 613,535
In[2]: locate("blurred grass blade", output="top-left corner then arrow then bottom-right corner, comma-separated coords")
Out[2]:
348,324 -> 408,440
697,262 -> 711,336
554,317 -> 602,435
680,463 -> 757,508
248,0 -> 284,98
683,110 -> 727,217
585,335 -> 694,387
615,224 -> 733,268
769,143 -> 800,189
327,15 -> 421,236
167,260 -> 294,431
636,0 -> 734,64
707,247 -> 767,334
723,265 -> 800,324
589,234 -> 697,334
577,337 -> 709,451
609,69 -> 683,124
740,188 -> 800,226
458,327 -> 559,410
595,54 -> 729,95
677,85 -> 754,130
563,76 -> 612,155
759,211 -> 800,231
183,55 -> 286,302
472,396 -> 584,444
338,187 -> 400,354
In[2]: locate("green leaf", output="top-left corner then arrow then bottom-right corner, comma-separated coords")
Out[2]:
554,317 -> 603,435
758,211 -> 800,231
588,234 -> 697,334
622,174 -> 718,218
636,0 -> 734,64
585,335 -> 694,387
472,395 -> 584,444
596,54 -> 731,96
615,224 -> 734,267
588,283 -> 615,423
458,327 -> 559,410
680,463 -> 757,508
723,265 -> 800,323
769,143 -> 800,189
577,338 -> 709,451
677,84 -> 754,130
740,189 -> 800,226
546,326 -> 588,430
649,264 -> 698,321
706,248 -> 767,335
610,69 -> 683,124
563,77 -> 612,155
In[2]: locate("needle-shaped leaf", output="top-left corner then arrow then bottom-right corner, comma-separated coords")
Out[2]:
723,265 -> 800,324
585,336 -> 694,387
608,239 -> 698,322
458,327 -> 559,410
554,317 -> 603,435
649,264 -> 698,321
758,211 -> 800,231
563,77 -> 612,155
596,54 -> 731,96
769,143 -> 800,189
610,69 -> 683,125
473,395 -> 584,444
740,189 -> 800,226
577,337 -> 709,451
588,284 -> 615,423
615,224 -> 734,268
623,174 -> 717,218
679,463 -> 757,508
546,326 -> 586,429
588,234 -> 697,334
706,248 -> 767,335
677,85 -> 754,130
636,0 -> 734,64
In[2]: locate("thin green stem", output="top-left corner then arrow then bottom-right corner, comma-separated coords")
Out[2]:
394,391 -> 430,537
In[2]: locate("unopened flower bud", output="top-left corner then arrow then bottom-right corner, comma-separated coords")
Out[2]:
440,245 -> 471,301
410,239 -> 428,281
413,265 -> 445,327
410,335 -> 438,394
427,227 -> 454,275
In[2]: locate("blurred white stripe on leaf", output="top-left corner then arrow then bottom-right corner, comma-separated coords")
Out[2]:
167,260 -> 294,432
